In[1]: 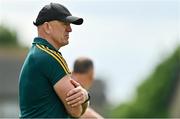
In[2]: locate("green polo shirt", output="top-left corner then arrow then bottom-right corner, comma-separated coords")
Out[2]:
19,37 -> 71,118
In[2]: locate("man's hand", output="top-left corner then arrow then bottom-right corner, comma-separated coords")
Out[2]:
66,79 -> 88,107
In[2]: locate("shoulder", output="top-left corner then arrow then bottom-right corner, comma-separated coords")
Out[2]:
34,44 -> 70,73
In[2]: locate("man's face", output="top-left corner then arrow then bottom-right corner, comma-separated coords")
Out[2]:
49,20 -> 72,47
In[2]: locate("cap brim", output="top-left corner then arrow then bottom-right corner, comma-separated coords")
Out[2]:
66,16 -> 83,25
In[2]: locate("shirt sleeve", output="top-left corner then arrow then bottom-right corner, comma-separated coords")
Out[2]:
40,52 -> 70,86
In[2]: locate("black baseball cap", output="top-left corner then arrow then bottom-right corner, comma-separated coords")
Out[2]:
33,3 -> 83,26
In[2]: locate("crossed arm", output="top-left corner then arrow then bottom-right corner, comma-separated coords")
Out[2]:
81,107 -> 104,119
53,75 -> 89,117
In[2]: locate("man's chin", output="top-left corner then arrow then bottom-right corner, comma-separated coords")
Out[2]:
61,41 -> 69,47
65,41 -> 69,45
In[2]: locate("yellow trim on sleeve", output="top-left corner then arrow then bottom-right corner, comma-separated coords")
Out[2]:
40,45 -> 71,74
46,47 -> 71,73
36,44 -> 69,74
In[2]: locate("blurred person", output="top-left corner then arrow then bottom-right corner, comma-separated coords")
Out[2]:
72,57 -> 104,119
19,3 -> 90,118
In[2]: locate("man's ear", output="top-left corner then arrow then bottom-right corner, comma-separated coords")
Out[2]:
43,22 -> 51,34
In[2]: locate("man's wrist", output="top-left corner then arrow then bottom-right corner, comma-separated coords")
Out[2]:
83,93 -> 90,104
81,93 -> 90,116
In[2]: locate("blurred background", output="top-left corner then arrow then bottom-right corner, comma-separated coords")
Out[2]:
0,0 -> 180,118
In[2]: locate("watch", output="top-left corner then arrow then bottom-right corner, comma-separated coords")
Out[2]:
83,93 -> 90,104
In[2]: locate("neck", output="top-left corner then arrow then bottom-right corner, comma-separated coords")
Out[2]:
38,35 -> 60,50
46,37 -> 60,50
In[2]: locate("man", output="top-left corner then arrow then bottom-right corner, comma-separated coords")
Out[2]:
19,3 -> 89,118
72,57 -> 104,119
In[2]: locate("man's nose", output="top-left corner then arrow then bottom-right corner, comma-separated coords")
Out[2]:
66,25 -> 72,32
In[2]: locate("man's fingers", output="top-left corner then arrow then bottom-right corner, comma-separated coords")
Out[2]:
67,96 -> 83,105
66,90 -> 83,101
70,79 -> 80,87
71,101 -> 83,107
66,81 -> 88,107
67,86 -> 81,96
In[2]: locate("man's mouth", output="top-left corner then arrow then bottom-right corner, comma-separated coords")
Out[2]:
65,35 -> 69,40
65,35 -> 69,37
